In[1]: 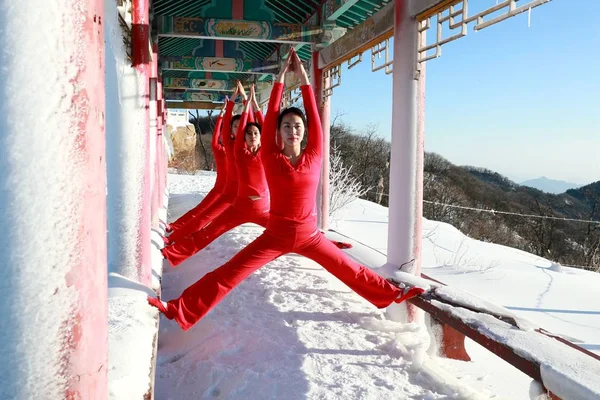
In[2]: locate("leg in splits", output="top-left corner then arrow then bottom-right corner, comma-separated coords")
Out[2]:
294,232 -> 401,308
153,231 -> 289,330
168,186 -> 223,232
166,190 -> 236,243
162,201 -> 269,267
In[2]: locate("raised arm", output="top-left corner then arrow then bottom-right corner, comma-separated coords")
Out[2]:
292,50 -> 322,156
211,101 -> 227,152
221,88 -> 238,149
235,83 -> 251,154
239,82 -> 255,123
254,109 -> 264,126
247,95 -> 255,124
250,84 -> 264,126
262,56 -> 292,153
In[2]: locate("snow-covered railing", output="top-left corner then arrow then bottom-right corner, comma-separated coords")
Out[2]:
389,272 -> 600,400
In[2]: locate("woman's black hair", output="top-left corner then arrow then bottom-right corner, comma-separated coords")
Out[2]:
277,107 -> 307,131
245,122 -> 262,134
231,114 -> 242,128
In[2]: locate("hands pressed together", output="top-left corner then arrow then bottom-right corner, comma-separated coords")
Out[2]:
277,48 -> 309,86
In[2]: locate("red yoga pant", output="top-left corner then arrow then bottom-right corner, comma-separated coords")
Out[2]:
163,197 -> 269,267
168,185 -> 223,232
162,226 -> 401,330
167,189 -> 237,243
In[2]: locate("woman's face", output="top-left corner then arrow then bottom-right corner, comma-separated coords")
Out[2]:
279,113 -> 305,147
245,125 -> 261,147
231,119 -> 240,137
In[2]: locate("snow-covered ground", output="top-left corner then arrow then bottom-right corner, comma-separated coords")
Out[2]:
151,173 -> 600,399
332,200 -> 600,355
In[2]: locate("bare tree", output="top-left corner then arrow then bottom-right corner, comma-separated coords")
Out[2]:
424,152 -> 451,175
582,193 -> 600,270
329,143 -> 371,218
423,175 -> 465,224
524,199 -> 557,258
189,110 -> 210,170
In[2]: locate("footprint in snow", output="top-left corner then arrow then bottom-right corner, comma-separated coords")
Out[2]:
271,293 -> 285,304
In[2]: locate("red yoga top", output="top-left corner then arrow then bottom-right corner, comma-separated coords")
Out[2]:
234,110 -> 269,199
261,83 -> 322,232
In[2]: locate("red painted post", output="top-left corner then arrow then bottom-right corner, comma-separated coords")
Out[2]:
157,76 -> 166,209
132,0 -> 152,285
67,2 -> 108,397
439,323 -> 471,361
0,0 -> 107,397
150,42 -> 159,227
422,274 -> 470,360
312,50 -> 330,231
388,0 -> 423,322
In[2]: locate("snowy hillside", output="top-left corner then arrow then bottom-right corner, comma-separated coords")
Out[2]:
332,198 -> 600,353
153,172 -> 600,399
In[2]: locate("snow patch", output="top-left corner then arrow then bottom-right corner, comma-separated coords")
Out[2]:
548,262 -> 563,273
541,362 -> 600,400
108,273 -> 158,400
434,286 -> 539,331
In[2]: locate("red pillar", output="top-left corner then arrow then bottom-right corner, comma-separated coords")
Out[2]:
67,2 -> 108,396
132,0 -> 152,285
150,42 -> 159,227
387,0 -> 423,322
157,76 -> 166,210
312,50 -> 331,231
0,0 -> 107,397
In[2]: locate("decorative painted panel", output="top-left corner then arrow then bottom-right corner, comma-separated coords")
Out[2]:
160,56 -> 276,74
164,90 -> 229,102
159,16 -> 323,43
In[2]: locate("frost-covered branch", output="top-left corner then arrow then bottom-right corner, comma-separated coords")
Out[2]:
329,143 -> 370,219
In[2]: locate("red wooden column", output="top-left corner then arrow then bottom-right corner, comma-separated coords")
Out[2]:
0,0 -> 108,397
387,0 -> 424,322
67,1 -> 108,396
312,49 -> 331,231
157,75 -> 166,211
132,0 -> 152,285
150,42 -> 160,227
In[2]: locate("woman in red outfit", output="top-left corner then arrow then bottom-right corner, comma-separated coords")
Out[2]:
161,85 -> 270,267
148,49 -> 421,331
165,85 -> 248,244
165,101 -> 229,238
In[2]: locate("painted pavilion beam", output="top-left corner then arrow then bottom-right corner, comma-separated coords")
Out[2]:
318,1 -> 394,69
165,101 -> 222,110
158,16 -> 326,44
162,77 -> 271,92
323,0 -> 361,22
253,2 -> 347,82
160,56 -> 277,75
164,90 -> 237,102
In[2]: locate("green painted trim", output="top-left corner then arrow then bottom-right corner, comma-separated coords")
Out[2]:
323,0 -> 361,21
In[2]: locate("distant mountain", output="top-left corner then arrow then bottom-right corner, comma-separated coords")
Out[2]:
520,177 -> 581,194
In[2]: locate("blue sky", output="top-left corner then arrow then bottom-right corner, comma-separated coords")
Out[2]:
330,0 -> 599,185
